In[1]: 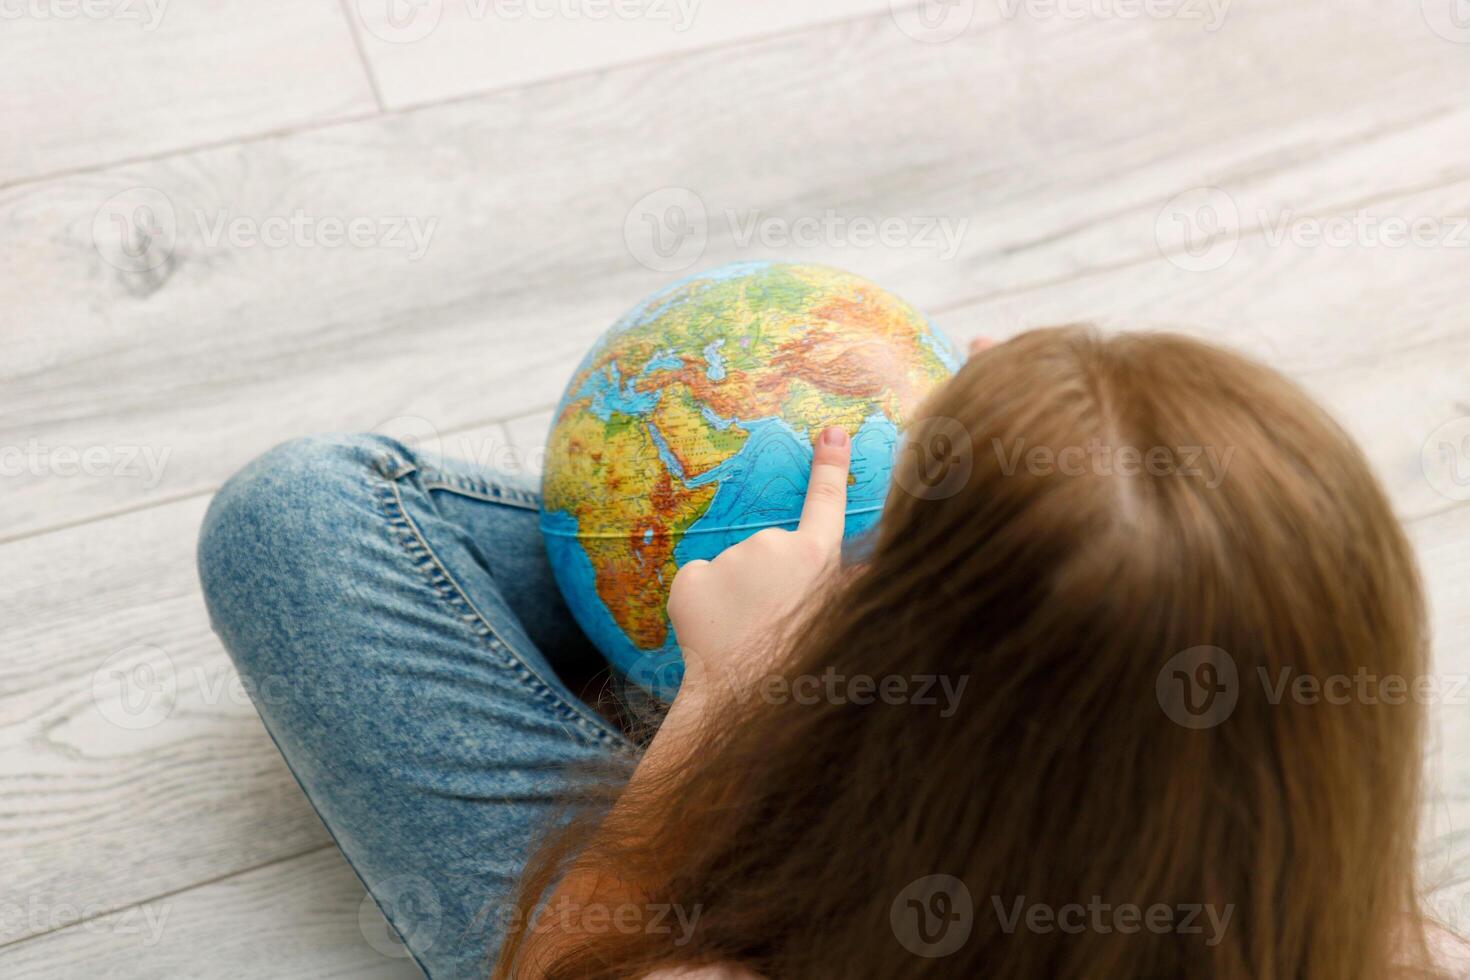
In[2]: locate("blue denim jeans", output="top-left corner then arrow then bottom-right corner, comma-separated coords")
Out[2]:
197,434 -> 635,979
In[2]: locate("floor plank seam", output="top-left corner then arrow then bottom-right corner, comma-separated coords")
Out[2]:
0,842 -> 338,952
929,167 -> 1470,315
0,4 -> 908,196
0,405 -> 559,547
335,0 -> 387,113
0,110 -> 382,196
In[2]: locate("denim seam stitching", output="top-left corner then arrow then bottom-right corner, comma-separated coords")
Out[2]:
420,476 -> 542,511
374,469 -> 626,749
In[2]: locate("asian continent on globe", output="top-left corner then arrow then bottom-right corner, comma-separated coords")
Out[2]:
540,261 -> 961,696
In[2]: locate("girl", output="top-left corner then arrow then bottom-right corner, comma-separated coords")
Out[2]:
199,326 -> 1461,979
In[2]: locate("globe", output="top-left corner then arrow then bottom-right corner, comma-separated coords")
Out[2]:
541,261 -> 961,697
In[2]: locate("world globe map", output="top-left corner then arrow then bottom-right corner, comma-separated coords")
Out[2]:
541,261 -> 961,696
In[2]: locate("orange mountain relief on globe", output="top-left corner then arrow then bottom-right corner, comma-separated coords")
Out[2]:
544,264 -> 952,651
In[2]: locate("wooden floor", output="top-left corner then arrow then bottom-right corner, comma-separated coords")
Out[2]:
4,1 -> 1470,975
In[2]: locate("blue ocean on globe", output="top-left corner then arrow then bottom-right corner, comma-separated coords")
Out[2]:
540,261 -> 961,698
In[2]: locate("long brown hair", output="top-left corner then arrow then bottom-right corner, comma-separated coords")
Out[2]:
496,326 -> 1445,978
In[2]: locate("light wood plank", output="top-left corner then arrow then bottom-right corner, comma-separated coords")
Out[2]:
6,0 -> 1468,973
0,424 -> 506,947
5,0 -> 1469,539
501,176 -> 1470,523
0,497 -> 331,946
350,0 -> 894,109
0,848 -> 423,980
501,410 -> 554,481
930,174 -> 1470,522
0,0 -> 375,185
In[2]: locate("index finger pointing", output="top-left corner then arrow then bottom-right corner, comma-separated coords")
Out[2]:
798,426 -> 851,540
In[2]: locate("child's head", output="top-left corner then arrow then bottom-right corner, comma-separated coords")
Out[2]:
834,324 -> 1432,975
510,326 -> 1442,979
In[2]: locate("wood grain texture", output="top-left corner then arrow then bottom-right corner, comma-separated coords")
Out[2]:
349,0 -> 895,109
0,848 -> 423,979
0,0 -> 375,185
0,496 -> 331,946
0,424 -> 507,947
4,0 -> 1470,973
500,410 -> 554,481
931,174 -> 1470,523
6,0 -> 1469,539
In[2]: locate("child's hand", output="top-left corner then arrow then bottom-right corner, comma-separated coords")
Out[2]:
667,426 -> 851,711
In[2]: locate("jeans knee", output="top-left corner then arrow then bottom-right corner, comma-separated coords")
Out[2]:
197,433 -> 409,641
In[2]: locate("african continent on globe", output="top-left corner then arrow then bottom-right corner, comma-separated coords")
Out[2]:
540,261 -> 960,696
